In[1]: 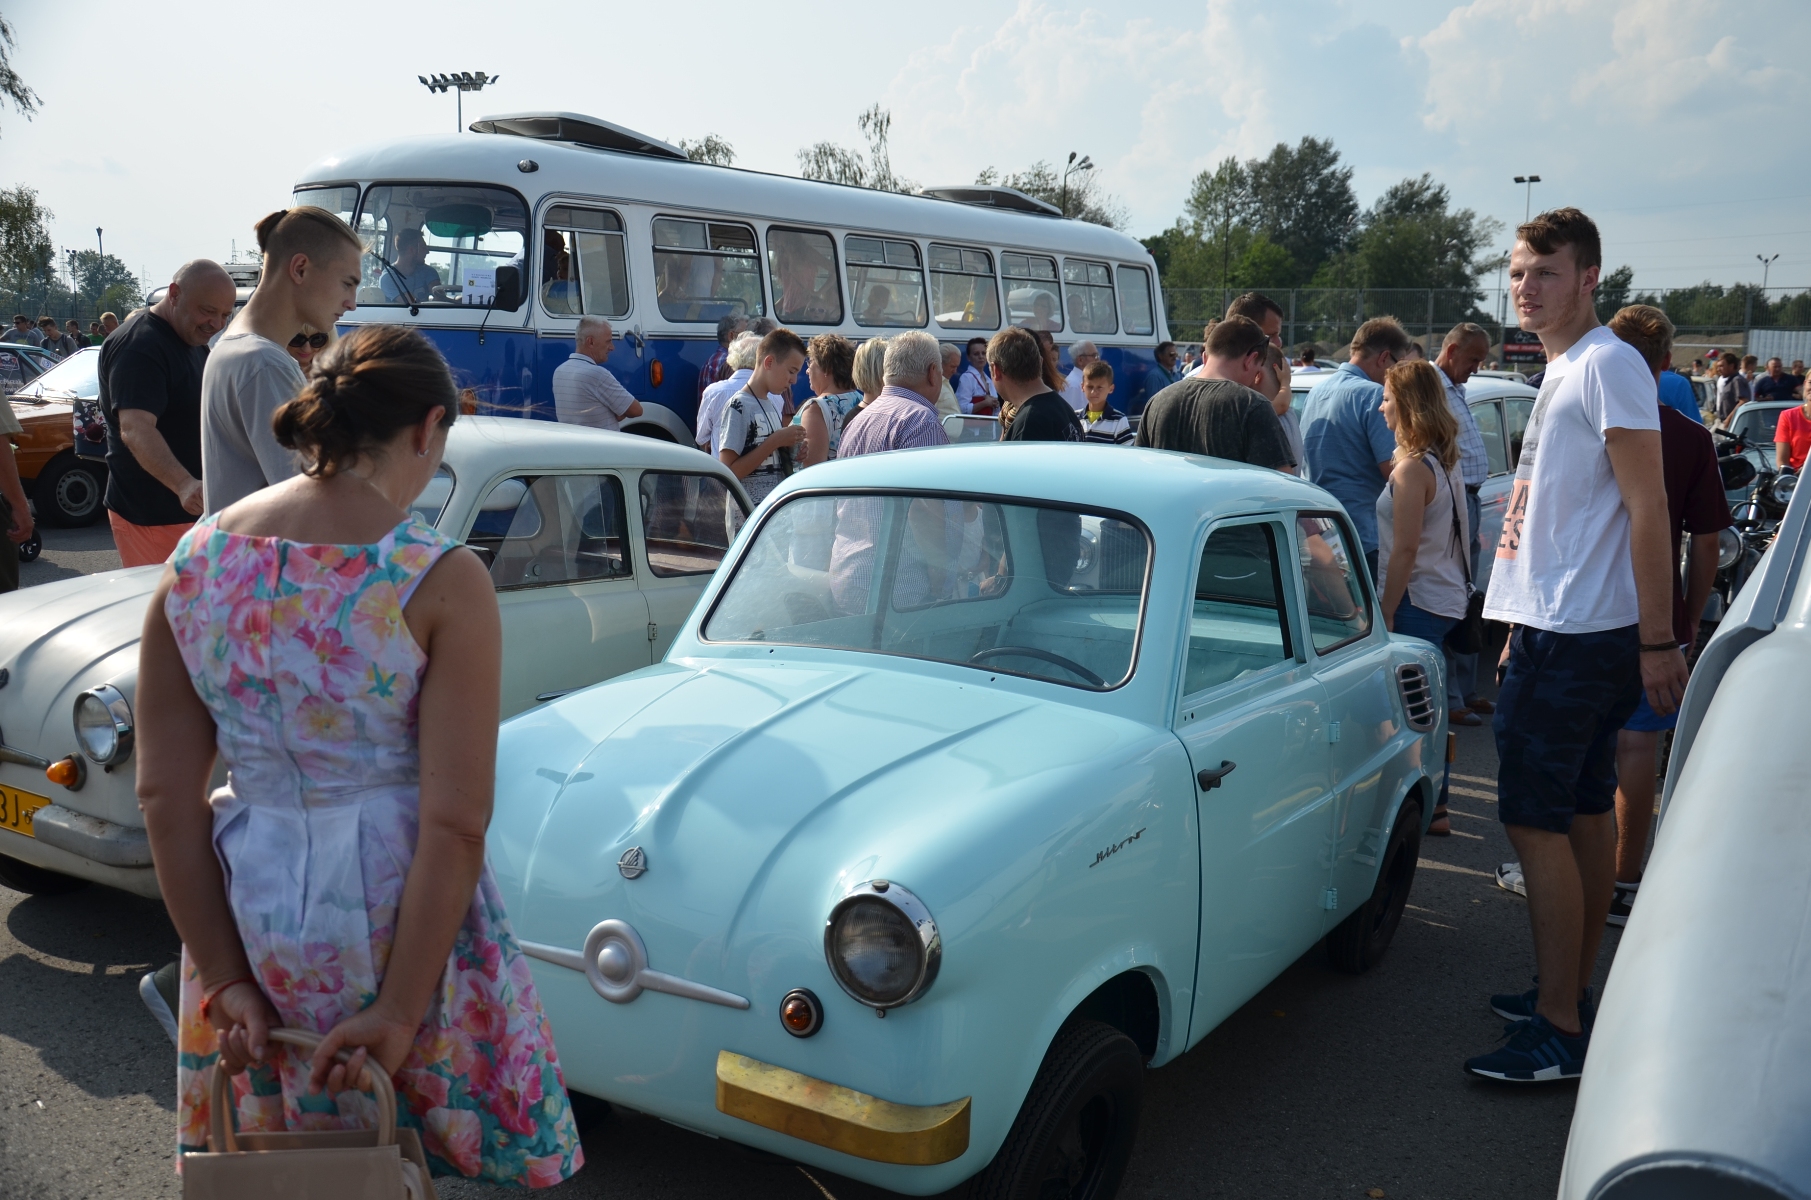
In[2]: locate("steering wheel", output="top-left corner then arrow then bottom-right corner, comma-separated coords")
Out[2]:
970,646 -> 1106,687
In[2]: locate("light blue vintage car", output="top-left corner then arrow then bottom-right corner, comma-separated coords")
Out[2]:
488,444 -> 1447,1198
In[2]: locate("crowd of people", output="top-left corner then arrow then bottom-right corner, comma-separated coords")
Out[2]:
3,310 -> 124,357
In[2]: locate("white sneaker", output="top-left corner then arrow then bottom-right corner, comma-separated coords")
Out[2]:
1496,861 -> 1526,897
1607,879 -> 1639,927
139,962 -> 180,1046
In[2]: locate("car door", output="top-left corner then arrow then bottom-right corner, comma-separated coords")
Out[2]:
1467,397 -> 1512,594
632,469 -> 748,660
467,472 -> 652,716
1179,517 -> 1334,1041
1297,512 -> 1401,925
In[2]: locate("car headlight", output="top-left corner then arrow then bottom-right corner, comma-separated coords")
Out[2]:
1716,527 -> 1743,570
824,880 -> 940,1010
73,685 -> 134,765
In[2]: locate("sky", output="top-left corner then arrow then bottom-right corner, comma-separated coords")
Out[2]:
7,0 -> 1808,297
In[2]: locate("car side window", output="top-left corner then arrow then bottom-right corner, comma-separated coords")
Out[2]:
1295,513 -> 1371,655
467,474 -> 632,590
1506,399 -> 1534,469
638,471 -> 748,577
1469,400 -> 1509,476
1185,521 -> 1293,697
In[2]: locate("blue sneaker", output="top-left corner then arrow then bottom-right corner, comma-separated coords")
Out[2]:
1464,1015 -> 1589,1082
1489,978 -> 1597,1029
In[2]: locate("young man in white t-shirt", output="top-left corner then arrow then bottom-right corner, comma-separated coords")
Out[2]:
1466,208 -> 1688,1084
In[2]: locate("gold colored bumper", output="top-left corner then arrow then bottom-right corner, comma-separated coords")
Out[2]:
715,1050 -> 971,1165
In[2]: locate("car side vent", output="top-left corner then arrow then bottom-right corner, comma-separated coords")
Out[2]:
1397,664 -> 1437,732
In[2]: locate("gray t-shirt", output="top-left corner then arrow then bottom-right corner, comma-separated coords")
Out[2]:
1133,376 -> 1293,469
201,329 -> 307,513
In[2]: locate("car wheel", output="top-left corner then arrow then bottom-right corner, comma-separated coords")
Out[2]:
32,455 -> 106,527
970,1020 -> 1143,1200
0,854 -> 89,896
1326,796 -> 1423,974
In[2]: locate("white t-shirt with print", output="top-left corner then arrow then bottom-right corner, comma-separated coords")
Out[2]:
714,388 -> 791,503
1482,325 -> 1659,633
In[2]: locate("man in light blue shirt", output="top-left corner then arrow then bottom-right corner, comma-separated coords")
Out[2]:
380,229 -> 444,304
1435,323 -> 1495,724
1300,317 -> 1410,580
552,316 -> 642,431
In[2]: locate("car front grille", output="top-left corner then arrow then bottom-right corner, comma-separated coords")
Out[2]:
1397,663 -> 1437,732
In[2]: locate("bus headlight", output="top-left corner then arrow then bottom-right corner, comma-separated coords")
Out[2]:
73,685 -> 134,766
824,880 -> 940,1010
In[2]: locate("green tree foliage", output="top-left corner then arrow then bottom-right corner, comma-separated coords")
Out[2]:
799,105 -> 914,193
973,161 -> 1126,229
1160,138 -> 1356,290
0,16 -> 39,140
70,250 -> 141,306
1593,264 -> 1635,324
1345,174 -> 1502,292
677,134 -> 736,167
0,184 -> 55,305
1243,138 -> 1358,277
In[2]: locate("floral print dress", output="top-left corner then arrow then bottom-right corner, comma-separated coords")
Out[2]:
166,513 -> 583,1187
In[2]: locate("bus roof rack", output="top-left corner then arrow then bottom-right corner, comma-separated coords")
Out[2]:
918,185 -> 1064,218
467,112 -> 689,162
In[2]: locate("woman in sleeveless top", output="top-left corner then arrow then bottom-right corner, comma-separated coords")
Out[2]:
796,332 -> 862,467
1377,360 -> 1470,836
137,324 -> 582,1186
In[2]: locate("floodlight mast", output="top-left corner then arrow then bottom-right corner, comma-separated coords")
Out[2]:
417,71 -> 499,131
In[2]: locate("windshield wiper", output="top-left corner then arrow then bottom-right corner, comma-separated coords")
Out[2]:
368,249 -> 421,316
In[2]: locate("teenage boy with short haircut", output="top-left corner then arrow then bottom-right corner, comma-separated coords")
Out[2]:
1467,208 -> 1689,1083
715,328 -> 807,504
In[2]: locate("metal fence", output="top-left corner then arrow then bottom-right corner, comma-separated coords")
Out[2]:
1161,286 -> 1811,352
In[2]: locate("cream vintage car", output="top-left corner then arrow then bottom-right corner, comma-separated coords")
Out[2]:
0,416 -> 748,898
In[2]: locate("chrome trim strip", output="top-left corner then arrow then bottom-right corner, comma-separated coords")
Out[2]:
520,918 -> 750,1010
31,805 -> 153,867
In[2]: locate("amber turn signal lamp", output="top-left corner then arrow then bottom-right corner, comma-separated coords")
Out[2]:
46,755 -> 84,790
649,360 -> 664,388
780,988 -> 823,1038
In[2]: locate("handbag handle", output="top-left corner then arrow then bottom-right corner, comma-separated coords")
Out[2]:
208,1027 -> 398,1152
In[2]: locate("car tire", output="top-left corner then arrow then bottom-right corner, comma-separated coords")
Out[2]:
0,854 -> 89,896
1326,796 -> 1423,974
970,1020 -> 1143,1200
32,454 -> 106,528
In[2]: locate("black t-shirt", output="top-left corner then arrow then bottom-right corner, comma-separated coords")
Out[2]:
1134,376 -> 1292,469
1754,373 -> 1803,402
98,312 -> 206,526
1003,391 -> 1084,442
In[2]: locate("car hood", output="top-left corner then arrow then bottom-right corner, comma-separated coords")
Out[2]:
489,656 -> 1172,988
0,567 -> 160,745
9,396 -> 75,424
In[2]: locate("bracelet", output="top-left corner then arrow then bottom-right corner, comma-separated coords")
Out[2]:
1639,642 -> 1680,653
198,975 -> 259,1022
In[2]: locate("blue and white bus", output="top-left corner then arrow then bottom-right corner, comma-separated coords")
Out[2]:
293,112 -> 1171,441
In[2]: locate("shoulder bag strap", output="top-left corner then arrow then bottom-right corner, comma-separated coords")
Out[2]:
1440,455 -> 1472,589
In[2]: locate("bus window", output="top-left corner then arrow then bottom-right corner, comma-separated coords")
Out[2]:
1117,265 -> 1155,336
846,236 -> 927,328
929,244 -> 1000,330
542,205 -> 629,318
1063,259 -> 1117,335
355,184 -> 528,309
767,227 -> 842,325
1002,253 -> 1062,331
652,217 -> 764,323
292,185 -> 358,226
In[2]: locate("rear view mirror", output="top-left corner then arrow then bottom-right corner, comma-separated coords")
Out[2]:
495,265 -> 523,312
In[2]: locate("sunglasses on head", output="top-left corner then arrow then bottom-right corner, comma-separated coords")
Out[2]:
289,332 -> 329,349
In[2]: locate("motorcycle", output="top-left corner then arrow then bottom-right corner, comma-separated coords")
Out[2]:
1702,426 -> 1794,631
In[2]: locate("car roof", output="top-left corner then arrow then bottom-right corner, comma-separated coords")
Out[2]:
444,415 -> 737,477
1462,377 -> 1539,401
769,443 -> 1337,528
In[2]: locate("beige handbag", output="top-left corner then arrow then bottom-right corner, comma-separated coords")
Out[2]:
182,1027 -> 437,1200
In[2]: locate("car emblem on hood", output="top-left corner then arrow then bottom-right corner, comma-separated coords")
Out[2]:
618,847 -> 648,879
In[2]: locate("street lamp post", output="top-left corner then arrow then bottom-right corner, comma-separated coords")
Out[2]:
418,72 -> 499,131
1756,252 -> 1779,291
1513,175 -> 1542,222
96,227 -> 103,261
1059,151 -> 1094,219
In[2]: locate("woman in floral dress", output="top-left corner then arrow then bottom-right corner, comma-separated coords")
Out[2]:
137,323 -> 582,1185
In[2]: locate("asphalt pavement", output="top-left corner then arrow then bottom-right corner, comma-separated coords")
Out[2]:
0,527 -> 1621,1199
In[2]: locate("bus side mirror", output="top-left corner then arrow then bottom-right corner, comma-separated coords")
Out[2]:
495,265 -> 523,312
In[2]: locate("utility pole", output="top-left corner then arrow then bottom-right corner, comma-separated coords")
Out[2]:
1513,175 -> 1542,222
418,72 -> 498,132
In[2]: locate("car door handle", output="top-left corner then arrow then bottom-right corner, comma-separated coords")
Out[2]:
1197,760 -> 1237,791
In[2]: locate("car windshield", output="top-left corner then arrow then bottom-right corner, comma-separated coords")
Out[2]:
704,492 -> 1150,690
13,347 -> 98,399
1731,405 -> 1790,443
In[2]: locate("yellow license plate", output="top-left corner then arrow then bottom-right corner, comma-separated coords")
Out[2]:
0,783 -> 51,837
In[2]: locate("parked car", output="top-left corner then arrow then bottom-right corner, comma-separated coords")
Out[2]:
1559,465 -> 1811,1200
6,346 -> 108,526
490,444 -> 1446,1198
0,343 -> 47,393
1719,399 -> 1796,492
0,416 -> 748,898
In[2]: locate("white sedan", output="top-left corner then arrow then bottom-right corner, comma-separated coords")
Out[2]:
0,417 -> 748,898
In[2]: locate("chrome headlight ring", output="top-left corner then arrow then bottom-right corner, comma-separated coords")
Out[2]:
73,684 -> 134,766
1716,527 -> 1743,570
824,879 -> 941,1011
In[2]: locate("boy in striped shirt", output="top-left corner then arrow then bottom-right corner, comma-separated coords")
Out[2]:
1080,361 -> 1133,444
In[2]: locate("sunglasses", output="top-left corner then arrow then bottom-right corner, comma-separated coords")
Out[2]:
289,332 -> 330,349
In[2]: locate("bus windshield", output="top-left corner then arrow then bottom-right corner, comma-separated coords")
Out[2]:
355,184 -> 528,309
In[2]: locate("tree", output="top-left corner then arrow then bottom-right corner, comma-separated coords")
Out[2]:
1348,174 -> 1501,294
798,105 -> 914,194
973,161 -> 1126,229
0,15 -> 38,140
1244,137 -> 1358,280
677,134 -> 736,167
70,250 -> 141,306
0,184 -> 54,306
1185,157 -> 1253,284
1594,264 -> 1634,324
